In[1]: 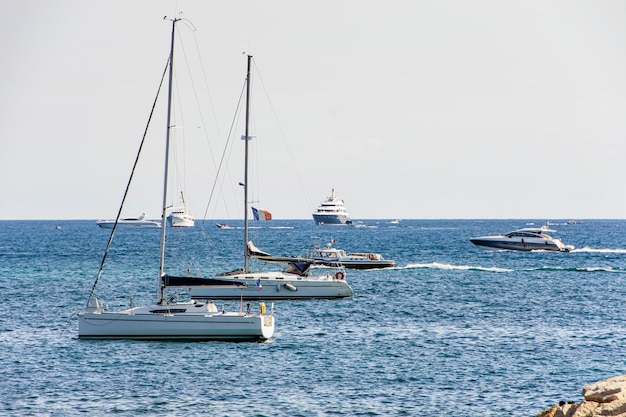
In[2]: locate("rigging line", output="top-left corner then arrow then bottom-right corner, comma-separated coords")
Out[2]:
252,60 -> 315,212
85,59 -> 170,308
200,77 -> 247,225
170,54 -> 186,203
187,24 -> 240,218
189,32 -> 241,221
194,80 -> 246,256
171,25 -> 196,197
188,27 -> 221,154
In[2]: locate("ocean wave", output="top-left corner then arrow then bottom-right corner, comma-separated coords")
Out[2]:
403,263 -> 625,274
571,247 -> 626,254
404,262 -> 512,273
527,265 -> 626,273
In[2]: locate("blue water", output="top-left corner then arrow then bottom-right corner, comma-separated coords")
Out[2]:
2,219 -> 626,416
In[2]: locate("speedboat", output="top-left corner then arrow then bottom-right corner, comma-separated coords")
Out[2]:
469,226 -> 574,252
167,208 -> 194,228
312,189 -> 352,225
96,212 -> 161,229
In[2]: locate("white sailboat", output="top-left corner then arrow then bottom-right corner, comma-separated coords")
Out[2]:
78,18 -> 274,341
167,192 -> 195,228
165,55 -> 353,301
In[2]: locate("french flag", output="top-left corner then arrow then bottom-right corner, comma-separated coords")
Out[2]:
251,207 -> 272,221
256,279 -> 263,290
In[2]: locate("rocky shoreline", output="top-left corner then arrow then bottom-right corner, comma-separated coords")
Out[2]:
537,375 -> 626,417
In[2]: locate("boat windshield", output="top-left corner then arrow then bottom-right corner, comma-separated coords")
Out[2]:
506,231 -> 544,238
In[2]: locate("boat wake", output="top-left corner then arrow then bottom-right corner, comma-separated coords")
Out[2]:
403,262 -> 626,274
523,265 -> 626,273
570,247 -> 626,254
404,262 -> 512,273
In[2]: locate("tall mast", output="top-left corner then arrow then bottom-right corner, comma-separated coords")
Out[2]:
157,17 -> 178,303
243,55 -> 252,273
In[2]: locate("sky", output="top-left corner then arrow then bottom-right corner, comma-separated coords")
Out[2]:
2,1 -> 626,220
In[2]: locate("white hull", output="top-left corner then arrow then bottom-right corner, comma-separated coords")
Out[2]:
179,271 -> 353,300
308,241 -> 395,269
96,220 -> 162,229
167,211 -> 195,228
470,237 -> 571,252
312,213 -> 351,225
312,189 -> 351,225
78,301 -> 273,341
469,227 -> 574,252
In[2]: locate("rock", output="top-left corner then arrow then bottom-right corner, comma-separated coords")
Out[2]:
537,375 -> 626,417
582,375 -> 626,403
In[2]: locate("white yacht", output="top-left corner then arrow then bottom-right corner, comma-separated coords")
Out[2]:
167,208 -> 194,228
96,213 -> 161,229
312,189 -> 352,225
469,226 -> 574,252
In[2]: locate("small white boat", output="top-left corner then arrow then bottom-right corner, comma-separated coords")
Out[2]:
96,213 -> 161,229
167,192 -> 194,227
216,223 -> 232,229
309,241 -> 395,269
312,189 -> 352,225
469,226 -> 574,252
167,208 -> 194,228
248,240 -> 395,270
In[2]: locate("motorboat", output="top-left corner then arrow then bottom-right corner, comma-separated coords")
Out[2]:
216,223 -> 232,229
167,55 -> 352,301
247,240 -> 395,270
79,18 -> 274,342
469,226 -> 574,252
309,241 -> 395,269
167,192 -> 194,228
312,189 -> 352,225
167,207 -> 194,228
96,212 -> 161,229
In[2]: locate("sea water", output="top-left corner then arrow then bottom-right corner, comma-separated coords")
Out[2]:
1,219 -> 626,416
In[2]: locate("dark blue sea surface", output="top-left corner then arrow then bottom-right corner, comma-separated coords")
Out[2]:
1,219 -> 626,416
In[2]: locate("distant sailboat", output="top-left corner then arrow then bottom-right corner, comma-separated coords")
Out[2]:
168,192 -> 194,228
78,17 -> 274,341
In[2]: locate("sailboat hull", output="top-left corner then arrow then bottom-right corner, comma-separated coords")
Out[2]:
182,273 -> 353,300
78,304 -> 274,341
188,278 -> 352,301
